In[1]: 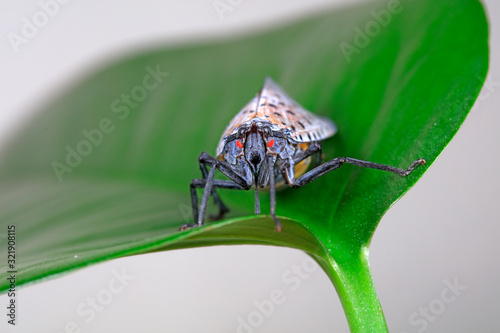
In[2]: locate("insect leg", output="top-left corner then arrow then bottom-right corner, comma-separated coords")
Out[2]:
278,142 -> 322,185
197,163 -> 216,227
198,158 -> 230,221
286,157 -> 426,188
181,152 -> 253,230
254,184 -> 260,215
257,154 -> 270,188
181,179 -> 243,231
292,142 -> 322,165
198,152 -> 252,189
267,155 -> 282,232
190,179 -> 199,222
314,143 -> 323,167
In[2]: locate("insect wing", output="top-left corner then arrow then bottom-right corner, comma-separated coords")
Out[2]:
215,77 -> 338,157
256,77 -> 337,143
215,95 -> 258,157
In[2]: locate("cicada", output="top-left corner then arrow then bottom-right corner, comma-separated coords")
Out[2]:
180,78 -> 425,231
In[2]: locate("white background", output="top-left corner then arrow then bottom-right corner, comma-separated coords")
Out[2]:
1,0 -> 499,332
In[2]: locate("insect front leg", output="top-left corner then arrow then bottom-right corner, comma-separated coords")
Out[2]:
180,152 -> 253,231
198,156 -> 230,221
198,152 -> 253,190
180,178 -> 243,231
266,155 -> 282,232
283,156 -> 426,188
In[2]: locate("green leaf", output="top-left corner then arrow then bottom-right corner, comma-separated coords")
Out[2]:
0,0 -> 488,331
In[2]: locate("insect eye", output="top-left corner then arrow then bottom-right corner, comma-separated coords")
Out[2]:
238,127 -> 246,136
267,139 -> 274,148
263,127 -> 271,135
236,140 -> 244,149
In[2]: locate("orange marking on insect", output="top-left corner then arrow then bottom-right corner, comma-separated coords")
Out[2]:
236,140 -> 243,148
267,139 -> 274,147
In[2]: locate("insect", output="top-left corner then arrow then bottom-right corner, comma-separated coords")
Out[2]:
180,77 -> 425,232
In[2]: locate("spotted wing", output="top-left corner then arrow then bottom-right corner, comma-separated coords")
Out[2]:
215,95 -> 259,156
215,77 -> 337,156
256,77 -> 337,143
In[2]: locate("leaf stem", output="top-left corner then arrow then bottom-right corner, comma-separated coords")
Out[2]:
311,247 -> 388,332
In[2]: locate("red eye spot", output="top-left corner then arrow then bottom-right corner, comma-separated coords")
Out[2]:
236,140 -> 243,149
267,139 -> 274,147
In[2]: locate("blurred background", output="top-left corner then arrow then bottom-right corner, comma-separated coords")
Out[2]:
0,0 -> 498,332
